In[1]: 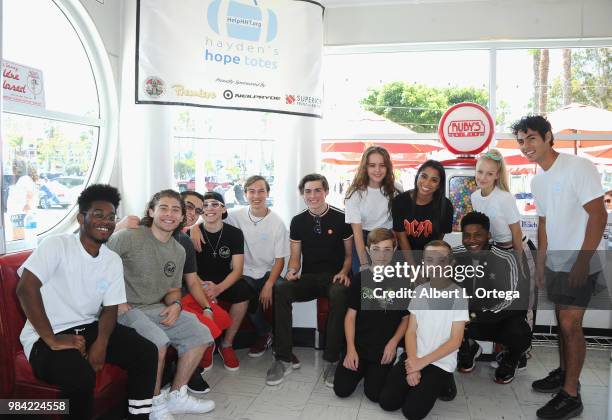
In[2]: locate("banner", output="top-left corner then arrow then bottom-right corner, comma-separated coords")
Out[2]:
136,0 -> 324,117
2,60 -> 45,108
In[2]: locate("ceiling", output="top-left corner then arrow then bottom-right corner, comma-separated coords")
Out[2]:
318,0 -> 499,7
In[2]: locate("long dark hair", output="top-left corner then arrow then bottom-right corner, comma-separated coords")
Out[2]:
410,160 -> 447,228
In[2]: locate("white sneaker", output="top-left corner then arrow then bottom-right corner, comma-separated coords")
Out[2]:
150,393 -> 175,420
166,385 -> 215,414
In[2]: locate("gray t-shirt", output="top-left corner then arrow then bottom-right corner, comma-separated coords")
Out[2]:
107,226 -> 185,308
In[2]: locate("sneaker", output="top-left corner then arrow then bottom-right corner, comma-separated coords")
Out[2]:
266,359 -> 293,385
495,357 -> 518,384
438,374 -> 457,401
457,339 -> 482,373
536,390 -> 583,419
202,343 -> 215,372
249,333 -> 273,358
532,367 -> 565,393
490,349 -> 528,371
323,361 -> 338,388
187,367 -> 211,394
166,385 -> 215,414
218,345 -> 240,371
291,353 -> 301,369
150,393 -> 175,420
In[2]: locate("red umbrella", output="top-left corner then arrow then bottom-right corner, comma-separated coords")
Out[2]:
585,147 -> 612,159
321,140 -> 443,154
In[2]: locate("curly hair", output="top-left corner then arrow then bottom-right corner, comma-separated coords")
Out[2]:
140,189 -> 185,235
460,211 -> 490,232
510,115 -> 554,147
77,184 -> 121,213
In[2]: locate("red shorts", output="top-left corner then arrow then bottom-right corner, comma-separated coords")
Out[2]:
181,294 -> 232,339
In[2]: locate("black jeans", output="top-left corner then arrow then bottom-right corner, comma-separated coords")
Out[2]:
273,273 -> 348,363
334,356 -> 392,402
379,353 -> 452,420
29,322 -> 157,420
466,312 -> 531,364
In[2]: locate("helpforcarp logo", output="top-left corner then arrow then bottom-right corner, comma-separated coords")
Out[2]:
207,0 -> 278,43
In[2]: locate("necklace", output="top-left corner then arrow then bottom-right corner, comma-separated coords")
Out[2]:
202,226 -> 223,258
248,208 -> 269,226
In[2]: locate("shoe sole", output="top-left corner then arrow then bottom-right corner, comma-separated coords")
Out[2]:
202,362 -> 213,372
187,386 -> 211,394
171,403 -> 216,415
292,361 -> 301,369
490,361 -> 527,371
536,405 -> 583,420
266,367 -> 293,386
248,349 -> 267,358
532,385 -> 562,394
459,346 -> 482,373
494,375 -> 516,385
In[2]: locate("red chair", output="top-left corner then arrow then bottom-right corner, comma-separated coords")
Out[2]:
0,251 -> 128,419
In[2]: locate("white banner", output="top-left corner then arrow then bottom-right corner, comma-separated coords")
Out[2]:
136,0 -> 324,117
2,60 -> 45,108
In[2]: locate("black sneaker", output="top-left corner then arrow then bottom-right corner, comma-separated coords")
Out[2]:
490,349 -> 528,371
187,367 -> 211,394
532,367 -> 565,393
494,356 -> 518,384
438,374 -> 457,401
457,339 -> 482,373
536,390 -> 583,419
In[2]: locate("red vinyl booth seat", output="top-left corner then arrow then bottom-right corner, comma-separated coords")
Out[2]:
0,251 -> 128,419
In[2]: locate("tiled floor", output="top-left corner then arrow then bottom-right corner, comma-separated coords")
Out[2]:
177,346 -> 610,420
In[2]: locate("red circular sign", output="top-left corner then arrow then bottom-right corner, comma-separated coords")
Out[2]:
438,102 -> 494,155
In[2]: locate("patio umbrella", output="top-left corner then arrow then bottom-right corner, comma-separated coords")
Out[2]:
321,140 -> 443,154
322,151 -> 428,168
585,146 -> 612,160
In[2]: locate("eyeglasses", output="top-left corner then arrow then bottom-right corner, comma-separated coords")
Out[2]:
313,215 -> 322,234
83,210 -> 118,223
202,201 -> 223,209
185,201 -> 204,214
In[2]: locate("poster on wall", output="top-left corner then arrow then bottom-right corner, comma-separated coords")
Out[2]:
136,0 -> 324,118
2,60 -> 45,108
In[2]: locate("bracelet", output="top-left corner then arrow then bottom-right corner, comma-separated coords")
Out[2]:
203,306 -> 213,313
172,300 -> 182,310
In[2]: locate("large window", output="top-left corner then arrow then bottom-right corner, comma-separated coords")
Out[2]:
1,0 -> 116,251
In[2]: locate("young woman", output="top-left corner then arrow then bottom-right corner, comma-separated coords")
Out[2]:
345,146 -> 402,274
378,240 -> 468,420
333,228 -> 409,402
471,149 -> 523,253
392,160 -> 453,259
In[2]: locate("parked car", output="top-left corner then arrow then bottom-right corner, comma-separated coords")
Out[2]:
38,176 -> 85,209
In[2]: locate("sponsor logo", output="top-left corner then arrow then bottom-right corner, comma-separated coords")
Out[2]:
164,261 -> 177,277
172,84 -> 216,99
218,246 -> 231,259
285,95 -> 295,104
207,0 -> 278,43
223,89 -> 234,99
448,120 -> 485,138
285,94 -> 322,108
143,76 -> 165,98
223,89 -> 280,101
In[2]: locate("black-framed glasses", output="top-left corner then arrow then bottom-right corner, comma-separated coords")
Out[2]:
83,210 -> 118,223
314,215 -> 322,234
185,201 -> 204,214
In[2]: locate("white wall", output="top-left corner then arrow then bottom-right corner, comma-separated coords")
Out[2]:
325,0 -> 612,46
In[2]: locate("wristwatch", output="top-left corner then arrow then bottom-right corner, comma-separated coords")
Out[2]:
172,300 -> 182,310
202,306 -> 213,313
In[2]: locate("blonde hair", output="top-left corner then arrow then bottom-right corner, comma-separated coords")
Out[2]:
477,148 -> 510,192
366,228 -> 396,248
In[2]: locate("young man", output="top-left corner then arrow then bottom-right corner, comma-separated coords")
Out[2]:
513,115 -> 607,420
193,176 -> 289,358
453,211 -> 531,384
267,173 -> 353,387
16,184 -> 157,419
193,191 -> 255,371
108,190 -> 215,419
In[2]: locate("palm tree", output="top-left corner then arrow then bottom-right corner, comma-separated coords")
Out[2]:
531,49 -> 541,114
539,49 -> 550,114
562,49 -> 572,105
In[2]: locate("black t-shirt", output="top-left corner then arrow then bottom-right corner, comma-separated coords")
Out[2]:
391,191 -> 453,251
289,205 -> 352,274
349,271 -> 409,362
174,231 -> 196,275
195,223 -> 244,283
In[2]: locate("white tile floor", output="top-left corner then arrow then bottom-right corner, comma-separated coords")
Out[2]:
177,346 -> 610,420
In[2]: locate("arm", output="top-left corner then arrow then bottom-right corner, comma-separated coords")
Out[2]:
509,222 -> 524,256
343,309 -> 359,370
536,216 -> 547,288
351,224 -> 369,268
381,315 -> 409,364
16,269 -> 85,354
190,222 -> 204,252
569,197 -> 607,286
185,273 -> 211,308
406,320 -> 465,374
260,257 -> 284,310
159,288 -> 182,326
286,241 -> 302,280
115,215 -> 140,232
333,237 -> 353,286
404,314 -> 420,386
88,305 -> 117,371
213,254 -> 244,294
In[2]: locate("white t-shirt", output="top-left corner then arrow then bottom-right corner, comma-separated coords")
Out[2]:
19,234 -> 126,359
345,183 -> 403,231
471,187 -> 521,243
531,153 -> 604,272
408,282 -> 469,373
226,207 -> 290,279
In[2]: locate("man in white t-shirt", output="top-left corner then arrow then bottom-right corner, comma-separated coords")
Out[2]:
225,175 -> 290,358
16,184 -> 158,420
513,115 -> 607,420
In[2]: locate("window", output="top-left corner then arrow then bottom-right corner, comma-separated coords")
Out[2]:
2,0 -> 116,252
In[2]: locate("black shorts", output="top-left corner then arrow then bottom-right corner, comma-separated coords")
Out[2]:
545,268 -> 599,308
217,277 -> 256,304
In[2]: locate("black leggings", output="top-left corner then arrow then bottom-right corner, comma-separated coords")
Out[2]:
333,357 -> 393,402
379,353 -> 452,420
29,322 -> 158,420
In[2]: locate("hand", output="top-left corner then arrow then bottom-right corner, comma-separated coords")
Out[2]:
260,282 -> 274,310
116,215 -> 140,231
190,225 -> 205,253
286,270 -> 300,281
359,264 -> 370,273
159,303 -> 181,326
49,334 -> 86,356
87,339 -> 107,372
118,303 -> 132,316
568,260 -> 589,288
333,272 -> 351,287
405,355 -> 427,374
380,340 -> 397,365
202,281 -> 221,299
343,348 -> 359,371
406,371 -> 421,387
